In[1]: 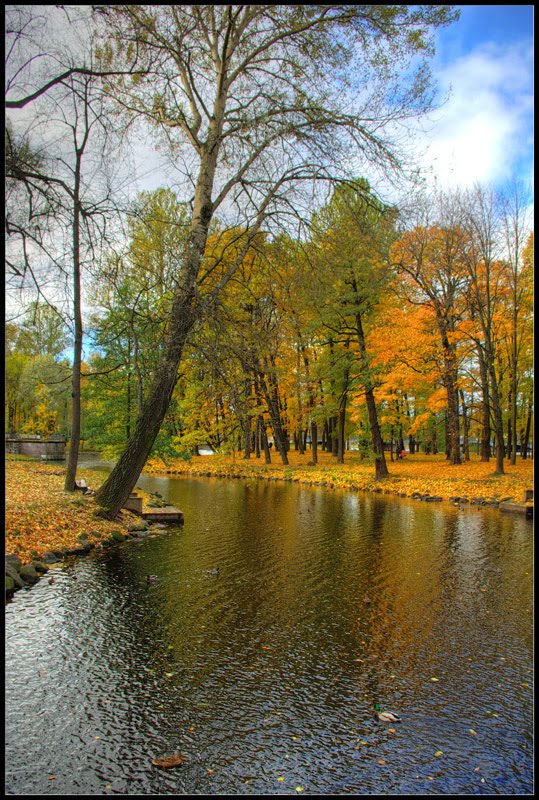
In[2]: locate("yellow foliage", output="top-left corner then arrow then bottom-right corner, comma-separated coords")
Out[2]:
146,449 -> 533,507
5,461 -> 139,564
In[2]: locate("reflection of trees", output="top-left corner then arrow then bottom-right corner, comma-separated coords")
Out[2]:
346,496 -> 448,708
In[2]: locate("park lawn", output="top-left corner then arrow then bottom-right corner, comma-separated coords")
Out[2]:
146,449 -> 533,501
4,460 -> 142,564
5,452 -> 533,565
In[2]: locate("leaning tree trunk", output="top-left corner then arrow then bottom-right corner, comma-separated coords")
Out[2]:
94,131 -> 220,517
94,288 -> 198,517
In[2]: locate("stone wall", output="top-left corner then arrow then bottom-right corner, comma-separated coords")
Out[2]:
5,435 -> 66,461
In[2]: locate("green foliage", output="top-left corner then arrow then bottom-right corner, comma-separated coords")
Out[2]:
5,305 -> 71,435
149,432 -> 192,464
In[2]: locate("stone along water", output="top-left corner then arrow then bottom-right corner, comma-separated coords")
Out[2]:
5,476 -> 533,795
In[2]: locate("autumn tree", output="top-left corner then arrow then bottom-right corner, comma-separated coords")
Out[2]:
93,4 -> 459,516
517,232 -> 534,459
306,181 -> 398,477
6,7 -> 131,491
499,181 -> 533,464
5,304 -> 71,435
391,191 -> 471,465
458,184 -> 512,474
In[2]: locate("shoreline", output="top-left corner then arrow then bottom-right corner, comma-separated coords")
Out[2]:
5,454 -> 533,599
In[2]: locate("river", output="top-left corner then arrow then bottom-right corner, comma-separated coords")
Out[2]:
5,471 -> 533,795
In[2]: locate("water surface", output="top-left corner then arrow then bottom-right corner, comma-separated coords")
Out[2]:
5,475 -> 533,795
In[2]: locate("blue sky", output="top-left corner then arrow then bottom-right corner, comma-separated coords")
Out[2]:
416,4 -> 534,189
131,5 -> 533,198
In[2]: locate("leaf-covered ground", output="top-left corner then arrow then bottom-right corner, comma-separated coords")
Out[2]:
4,460 -> 143,564
146,449 -> 533,503
5,452 -> 533,566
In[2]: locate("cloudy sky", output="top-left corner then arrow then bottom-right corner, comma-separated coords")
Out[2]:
130,5 -> 533,198
418,4 -> 533,189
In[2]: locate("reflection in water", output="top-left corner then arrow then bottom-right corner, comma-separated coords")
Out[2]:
6,476 -> 533,795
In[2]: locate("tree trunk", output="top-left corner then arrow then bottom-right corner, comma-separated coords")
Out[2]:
354,308 -> 388,479
460,389 -> 470,461
64,164 -> 83,492
311,421 -> 318,464
95,132 -> 219,517
337,386 -> 348,465
521,393 -> 532,459
485,341 -> 505,475
256,366 -> 289,465
478,346 -> 491,461
439,324 -> 461,465
94,289 -> 198,516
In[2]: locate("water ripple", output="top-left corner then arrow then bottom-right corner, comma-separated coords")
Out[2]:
6,478 -> 533,795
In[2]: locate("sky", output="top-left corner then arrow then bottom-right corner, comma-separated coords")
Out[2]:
129,5 -> 534,200
415,4 -> 534,190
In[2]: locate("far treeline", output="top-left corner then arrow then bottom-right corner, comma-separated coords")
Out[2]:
5,6 -> 533,518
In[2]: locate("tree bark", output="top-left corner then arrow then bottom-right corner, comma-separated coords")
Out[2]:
438,320 -> 461,465
477,346 -> 491,461
94,288 -> 198,516
64,156 -> 83,492
355,308 -> 388,479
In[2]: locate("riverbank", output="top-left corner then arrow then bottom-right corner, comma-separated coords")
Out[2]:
4,459 -> 151,567
5,451 -> 533,569
146,449 -> 533,502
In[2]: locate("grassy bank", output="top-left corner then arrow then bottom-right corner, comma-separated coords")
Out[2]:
4,460 -> 141,564
146,449 -> 533,500
5,452 -> 533,565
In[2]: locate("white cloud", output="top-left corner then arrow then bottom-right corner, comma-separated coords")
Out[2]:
418,43 -> 533,188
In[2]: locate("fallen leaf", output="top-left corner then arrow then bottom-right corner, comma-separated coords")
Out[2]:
434,750 -> 443,756
469,729 -> 477,735
152,753 -> 185,769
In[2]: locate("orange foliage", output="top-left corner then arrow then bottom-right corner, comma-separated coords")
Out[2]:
6,452 -> 532,567
147,449 -> 533,505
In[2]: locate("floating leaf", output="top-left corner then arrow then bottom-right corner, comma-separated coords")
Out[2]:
152,753 -> 185,769
434,750 -> 443,756
469,729 -> 477,735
